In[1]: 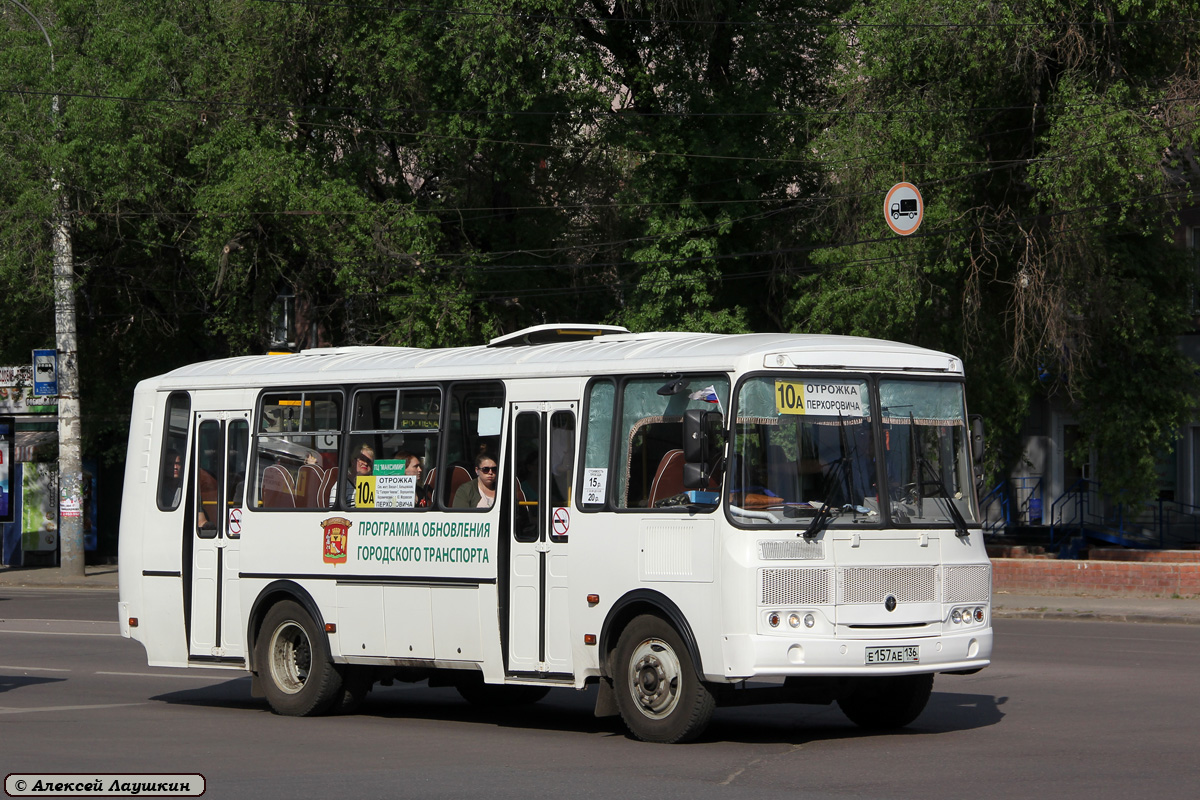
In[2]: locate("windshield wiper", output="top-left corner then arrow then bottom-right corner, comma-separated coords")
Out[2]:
916,457 -> 970,537
801,502 -> 834,539
799,456 -> 853,539
907,412 -> 969,537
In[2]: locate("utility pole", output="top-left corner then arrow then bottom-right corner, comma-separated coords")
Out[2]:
6,0 -> 83,576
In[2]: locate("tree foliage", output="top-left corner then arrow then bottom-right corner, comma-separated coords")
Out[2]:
792,0 -> 1200,502
1,0 -> 1198,505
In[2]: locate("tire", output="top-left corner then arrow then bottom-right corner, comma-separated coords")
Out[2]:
455,674 -> 551,707
612,615 -> 714,743
837,673 -> 934,730
256,600 -> 345,716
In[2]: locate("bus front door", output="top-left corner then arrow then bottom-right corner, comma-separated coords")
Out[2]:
188,411 -> 250,663
507,402 -> 576,676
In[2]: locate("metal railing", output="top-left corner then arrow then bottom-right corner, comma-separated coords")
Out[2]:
1049,479 -> 1200,551
980,477 -> 1044,536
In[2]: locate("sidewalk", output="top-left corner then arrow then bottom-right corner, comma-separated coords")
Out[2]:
0,563 -> 118,590
2,563 -> 1199,625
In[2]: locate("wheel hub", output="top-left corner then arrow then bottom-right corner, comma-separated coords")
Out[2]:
628,639 -> 681,718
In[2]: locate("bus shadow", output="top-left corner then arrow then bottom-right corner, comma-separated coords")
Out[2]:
0,674 -> 67,694
707,690 -> 1006,744
149,682 -> 1005,744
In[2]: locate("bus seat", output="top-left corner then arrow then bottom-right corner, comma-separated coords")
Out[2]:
198,468 -> 219,527
648,449 -> 686,506
448,465 -> 473,505
319,466 -> 339,508
297,464 -> 324,508
261,464 -> 296,508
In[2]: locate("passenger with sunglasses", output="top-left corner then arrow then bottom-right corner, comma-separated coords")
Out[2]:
453,451 -> 499,509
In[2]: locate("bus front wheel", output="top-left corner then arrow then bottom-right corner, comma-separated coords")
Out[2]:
837,673 -> 934,730
613,615 -> 714,743
256,600 -> 345,716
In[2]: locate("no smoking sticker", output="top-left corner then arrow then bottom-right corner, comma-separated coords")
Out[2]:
552,507 -> 570,538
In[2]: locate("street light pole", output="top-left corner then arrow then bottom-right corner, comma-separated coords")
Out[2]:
5,0 -> 83,577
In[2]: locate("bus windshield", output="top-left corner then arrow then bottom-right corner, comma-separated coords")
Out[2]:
728,376 -> 977,528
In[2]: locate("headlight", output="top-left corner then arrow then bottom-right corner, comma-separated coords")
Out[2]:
951,609 -> 962,624
788,613 -> 801,628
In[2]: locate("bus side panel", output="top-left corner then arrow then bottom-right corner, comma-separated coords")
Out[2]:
119,384 -> 189,667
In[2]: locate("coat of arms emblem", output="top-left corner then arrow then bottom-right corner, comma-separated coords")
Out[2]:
321,516 -> 351,564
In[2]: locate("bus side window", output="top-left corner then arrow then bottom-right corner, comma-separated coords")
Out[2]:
441,382 -> 504,509
344,386 -> 441,511
157,392 -> 191,512
255,391 -> 342,510
579,380 -> 615,509
616,376 -> 728,509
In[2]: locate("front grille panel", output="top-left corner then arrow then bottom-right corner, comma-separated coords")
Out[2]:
761,568 -> 831,605
758,539 -> 824,561
943,564 -> 991,604
838,566 -> 936,604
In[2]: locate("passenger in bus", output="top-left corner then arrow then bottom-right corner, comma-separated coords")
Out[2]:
453,451 -> 498,509
393,450 -> 429,507
160,449 -> 184,508
345,444 -> 374,508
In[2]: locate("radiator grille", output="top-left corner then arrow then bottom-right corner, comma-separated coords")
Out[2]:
758,539 -> 824,561
838,566 -> 936,604
761,568 -> 831,605
943,564 -> 991,604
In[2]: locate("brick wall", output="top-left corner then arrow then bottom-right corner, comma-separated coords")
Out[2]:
992,557 -> 1200,596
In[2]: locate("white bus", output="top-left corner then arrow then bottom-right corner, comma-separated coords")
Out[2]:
118,324 -> 992,743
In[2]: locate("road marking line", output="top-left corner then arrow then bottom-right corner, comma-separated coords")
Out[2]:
0,703 -> 144,715
95,671 -> 249,681
0,665 -> 71,672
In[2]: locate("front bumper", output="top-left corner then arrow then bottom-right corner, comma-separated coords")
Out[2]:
715,627 -> 992,682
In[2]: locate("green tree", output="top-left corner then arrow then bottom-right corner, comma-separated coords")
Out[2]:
793,0 -> 1200,503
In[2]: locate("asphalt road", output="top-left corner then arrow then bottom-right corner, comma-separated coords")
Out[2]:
2,587 -> 1198,800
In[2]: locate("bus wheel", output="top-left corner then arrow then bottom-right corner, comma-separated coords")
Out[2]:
257,600 -> 344,716
837,674 -> 934,730
455,674 -> 551,707
613,615 -> 714,743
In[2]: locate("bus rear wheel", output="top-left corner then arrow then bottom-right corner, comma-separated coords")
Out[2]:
613,615 -> 714,743
837,673 -> 934,730
257,600 -> 344,716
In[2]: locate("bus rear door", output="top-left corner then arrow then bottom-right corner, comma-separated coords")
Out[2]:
188,410 -> 250,663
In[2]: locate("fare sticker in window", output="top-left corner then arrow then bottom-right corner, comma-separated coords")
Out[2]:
583,468 -> 607,505
775,380 -> 864,416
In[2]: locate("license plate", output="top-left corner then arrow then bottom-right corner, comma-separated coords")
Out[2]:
864,645 -> 919,665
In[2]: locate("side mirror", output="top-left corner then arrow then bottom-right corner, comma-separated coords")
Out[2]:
969,414 -> 985,467
682,462 -> 709,490
683,408 -> 722,463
